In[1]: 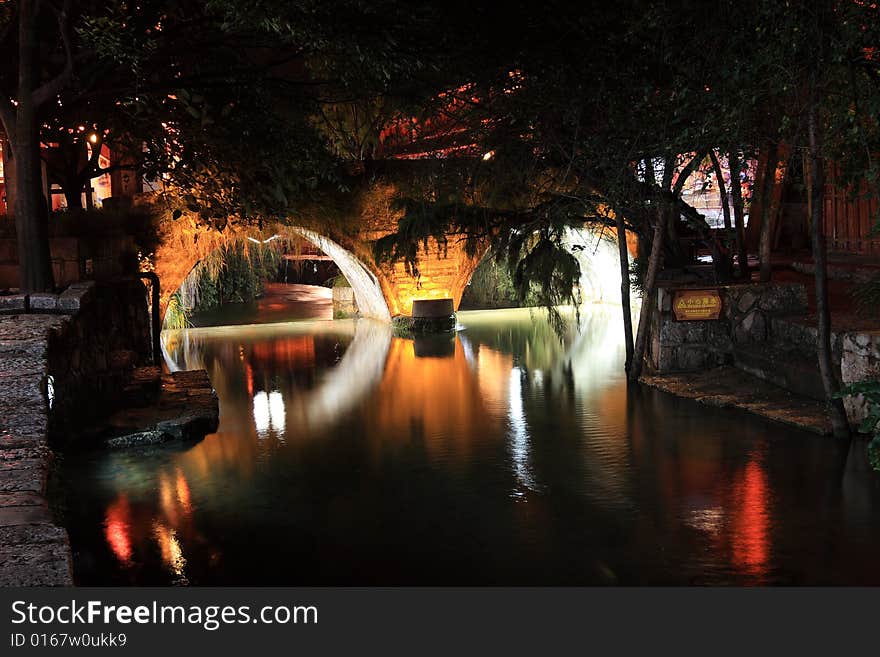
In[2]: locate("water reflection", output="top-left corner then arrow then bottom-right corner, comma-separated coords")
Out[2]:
57,306 -> 880,585
103,495 -> 133,566
507,366 -> 538,495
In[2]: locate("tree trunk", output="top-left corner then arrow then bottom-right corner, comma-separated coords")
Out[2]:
728,149 -> 748,279
13,0 -> 53,293
63,184 -> 84,211
615,212 -> 634,372
709,150 -> 731,230
759,142 -> 779,282
628,203 -> 668,382
2,136 -> 15,215
807,81 -> 850,440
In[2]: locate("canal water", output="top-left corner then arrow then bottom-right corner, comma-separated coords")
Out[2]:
54,303 -> 880,585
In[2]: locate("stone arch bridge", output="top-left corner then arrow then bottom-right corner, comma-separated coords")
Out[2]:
152,183 -> 629,323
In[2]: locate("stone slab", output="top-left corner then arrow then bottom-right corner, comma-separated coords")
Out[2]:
0,504 -> 54,527
0,354 -> 44,378
57,281 -> 95,313
0,405 -> 48,436
0,445 -> 50,462
641,366 -> 833,435
105,429 -> 171,448
0,491 -> 45,506
0,294 -> 26,314
28,293 -> 59,313
0,522 -> 68,546
0,433 -> 47,450
0,466 -> 47,493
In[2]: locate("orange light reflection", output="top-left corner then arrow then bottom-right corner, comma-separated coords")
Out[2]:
730,458 -> 771,579
104,495 -> 133,565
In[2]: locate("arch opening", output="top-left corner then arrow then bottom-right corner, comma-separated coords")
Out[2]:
289,227 -> 391,321
158,226 -> 392,327
460,227 -> 629,310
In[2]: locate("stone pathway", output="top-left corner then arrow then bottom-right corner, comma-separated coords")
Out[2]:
0,314 -> 73,586
642,366 -> 833,435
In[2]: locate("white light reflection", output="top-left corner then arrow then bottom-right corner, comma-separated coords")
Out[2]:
458,331 -> 478,368
531,369 -> 543,389
684,506 -> 724,536
253,390 -> 286,440
508,366 -> 538,495
269,391 -> 286,440
253,391 -> 270,436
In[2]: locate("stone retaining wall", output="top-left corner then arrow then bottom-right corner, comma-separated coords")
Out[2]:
647,279 -> 880,428
0,278 -> 152,585
44,280 -> 153,437
841,331 -> 880,423
648,282 -> 808,372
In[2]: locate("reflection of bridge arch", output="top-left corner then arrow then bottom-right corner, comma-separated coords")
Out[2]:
162,319 -> 393,436
279,319 -> 392,433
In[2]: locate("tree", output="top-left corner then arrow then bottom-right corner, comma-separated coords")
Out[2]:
371,3 -> 766,356
0,0 -> 75,292
0,0 -> 448,291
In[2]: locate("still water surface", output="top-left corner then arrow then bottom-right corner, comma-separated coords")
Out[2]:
55,304 -> 880,584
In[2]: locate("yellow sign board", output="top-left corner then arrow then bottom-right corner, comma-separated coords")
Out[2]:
673,289 -> 722,321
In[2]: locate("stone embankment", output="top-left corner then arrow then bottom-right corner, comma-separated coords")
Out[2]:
641,367 -> 832,435
0,311 -> 79,586
0,279 -> 218,586
643,278 -> 880,434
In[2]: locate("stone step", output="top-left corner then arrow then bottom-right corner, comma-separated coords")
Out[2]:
0,314 -> 67,358
77,368 -> 219,448
642,366 -> 832,435
732,342 -> 828,401
769,313 -> 850,350
120,365 -> 162,407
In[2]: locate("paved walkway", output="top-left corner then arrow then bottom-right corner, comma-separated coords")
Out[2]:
0,314 -> 73,586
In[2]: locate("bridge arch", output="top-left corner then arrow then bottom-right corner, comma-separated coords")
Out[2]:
560,226 -> 628,306
151,196 -> 633,327
288,228 -> 390,321
462,226 -> 631,308
154,222 -> 392,324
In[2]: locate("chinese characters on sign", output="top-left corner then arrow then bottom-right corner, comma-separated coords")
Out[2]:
672,289 -> 722,321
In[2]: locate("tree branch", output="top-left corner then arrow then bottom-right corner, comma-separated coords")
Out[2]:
0,98 -> 14,142
32,0 -> 73,107
94,162 -> 140,176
